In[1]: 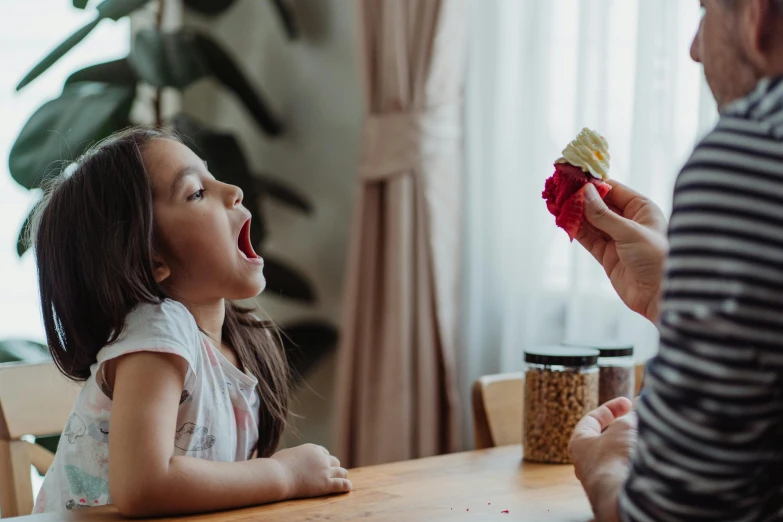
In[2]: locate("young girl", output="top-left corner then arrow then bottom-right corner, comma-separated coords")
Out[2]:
30,127 -> 351,516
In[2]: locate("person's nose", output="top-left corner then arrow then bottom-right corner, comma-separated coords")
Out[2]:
224,182 -> 243,207
690,23 -> 702,64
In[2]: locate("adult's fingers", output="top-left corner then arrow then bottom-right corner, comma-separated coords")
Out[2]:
583,184 -> 641,242
575,223 -> 609,265
571,397 -> 633,442
603,179 -> 648,211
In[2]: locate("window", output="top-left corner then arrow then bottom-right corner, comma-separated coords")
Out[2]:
0,2 -> 130,342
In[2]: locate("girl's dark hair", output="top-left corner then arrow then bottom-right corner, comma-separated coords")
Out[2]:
30,126 -> 289,457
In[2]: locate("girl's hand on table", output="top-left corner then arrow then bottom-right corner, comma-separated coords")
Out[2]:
271,444 -> 352,499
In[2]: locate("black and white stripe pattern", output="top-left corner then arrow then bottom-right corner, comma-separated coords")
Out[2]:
619,76 -> 783,521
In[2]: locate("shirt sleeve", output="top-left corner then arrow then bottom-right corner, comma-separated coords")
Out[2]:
619,122 -> 783,521
95,299 -> 200,398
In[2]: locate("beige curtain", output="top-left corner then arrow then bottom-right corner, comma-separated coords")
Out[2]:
334,0 -> 467,467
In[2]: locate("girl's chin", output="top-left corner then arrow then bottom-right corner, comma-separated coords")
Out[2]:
239,277 -> 266,298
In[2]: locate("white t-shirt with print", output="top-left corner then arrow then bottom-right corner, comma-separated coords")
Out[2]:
33,299 -> 261,513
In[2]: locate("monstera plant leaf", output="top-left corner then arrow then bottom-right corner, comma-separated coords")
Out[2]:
65,58 -> 138,86
262,256 -> 316,302
9,82 -> 135,191
281,319 -> 338,380
255,174 -> 312,214
270,0 -> 298,40
130,29 -> 209,89
183,0 -> 238,15
16,0 -> 151,90
133,29 -> 282,136
0,339 -> 50,364
182,0 -> 297,39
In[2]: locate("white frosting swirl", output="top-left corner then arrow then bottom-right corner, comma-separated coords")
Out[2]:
555,128 -> 610,180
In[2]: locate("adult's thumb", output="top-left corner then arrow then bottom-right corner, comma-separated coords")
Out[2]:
583,184 -> 634,241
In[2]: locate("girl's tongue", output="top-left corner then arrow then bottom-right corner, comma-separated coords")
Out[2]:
238,220 -> 259,259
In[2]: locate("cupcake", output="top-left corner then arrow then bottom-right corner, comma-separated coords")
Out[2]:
542,128 -> 612,241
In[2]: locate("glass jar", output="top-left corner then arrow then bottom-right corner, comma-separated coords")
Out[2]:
563,341 -> 635,405
523,346 -> 599,464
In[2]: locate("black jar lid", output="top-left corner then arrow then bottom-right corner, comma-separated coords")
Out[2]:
524,346 -> 600,367
562,340 -> 634,358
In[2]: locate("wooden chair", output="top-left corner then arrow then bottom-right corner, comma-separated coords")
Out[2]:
472,372 -> 524,450
0,362 -> 81,518
472,363 -> 649,450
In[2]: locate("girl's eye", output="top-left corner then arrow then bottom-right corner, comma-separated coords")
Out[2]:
187,188 -> 205,201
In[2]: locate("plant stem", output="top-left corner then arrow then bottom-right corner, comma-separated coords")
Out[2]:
154,0 -> 165,126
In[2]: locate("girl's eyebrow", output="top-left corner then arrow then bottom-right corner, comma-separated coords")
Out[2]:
169,166 -> 200,200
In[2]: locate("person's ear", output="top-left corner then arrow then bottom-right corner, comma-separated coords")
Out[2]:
152,254 -> 171,283
739,0 -> 778,71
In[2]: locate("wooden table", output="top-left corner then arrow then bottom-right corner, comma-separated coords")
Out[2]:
16,445 -> 592,521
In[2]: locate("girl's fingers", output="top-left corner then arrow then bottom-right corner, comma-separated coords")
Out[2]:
331,466 -> 349,479
330,478 -> 352,492
329,456 -> 341,467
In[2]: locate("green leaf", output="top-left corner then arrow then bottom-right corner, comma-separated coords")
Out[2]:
16,0 -> 150,90
9,82 -> 135,190
36,436 -> 61,454
270,0 -> 298,40
193,32 -> 283,136
263,255 -> 316,302
172,114 -> 267,245
65,58 -> 137,86
255,174 -> 312,214
17,198 -> 43,257
95,0 -> 151,21
183,0 -> 238,15
130,29 -> 209,89
0,339 -> 50,364
73,0 -> 90,8
281,320 -> 338,379
16,18 -> 101,91
133,30 -> 282,136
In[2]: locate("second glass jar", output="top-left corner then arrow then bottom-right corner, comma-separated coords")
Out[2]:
563,341 -> 635,405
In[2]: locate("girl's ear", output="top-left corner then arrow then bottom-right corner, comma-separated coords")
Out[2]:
152,254 -> 171,284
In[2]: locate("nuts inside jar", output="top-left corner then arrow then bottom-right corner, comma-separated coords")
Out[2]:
523,366 -> 598,464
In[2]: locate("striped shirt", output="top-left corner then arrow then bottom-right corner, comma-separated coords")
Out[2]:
620,76 -> 783,522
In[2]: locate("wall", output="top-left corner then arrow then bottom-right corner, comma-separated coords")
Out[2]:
182,0 -> 363,449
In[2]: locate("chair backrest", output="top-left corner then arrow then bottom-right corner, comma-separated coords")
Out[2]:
0,362 -> 81,517
472,362 -> 649,450
472,372 -> 524,450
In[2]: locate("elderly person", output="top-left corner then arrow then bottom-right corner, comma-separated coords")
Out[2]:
568,0 -> 783,520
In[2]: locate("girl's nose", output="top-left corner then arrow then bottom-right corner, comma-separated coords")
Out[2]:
226,183 -> 243,207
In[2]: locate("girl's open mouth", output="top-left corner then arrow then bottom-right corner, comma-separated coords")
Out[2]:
238,218 -> 263,265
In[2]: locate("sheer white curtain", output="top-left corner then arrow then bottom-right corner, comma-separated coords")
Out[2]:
459,0 -> 718,447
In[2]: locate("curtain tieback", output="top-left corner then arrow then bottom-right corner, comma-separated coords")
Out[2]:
360,103 -> 462,182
